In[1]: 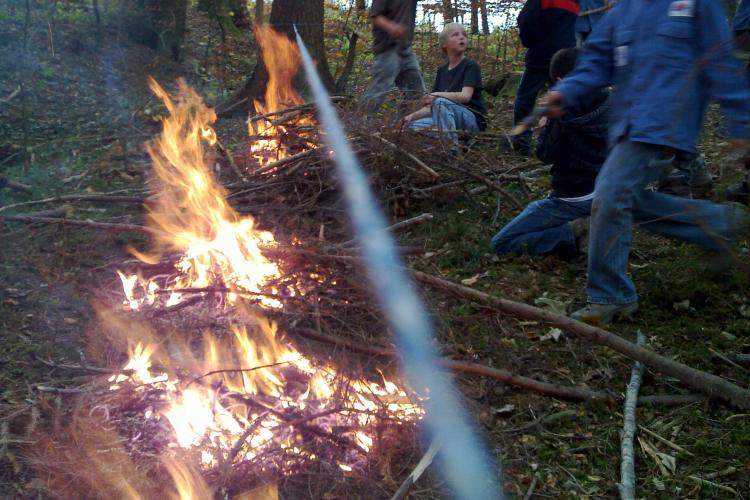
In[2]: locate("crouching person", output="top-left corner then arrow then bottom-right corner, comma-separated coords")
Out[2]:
491,48 -> 608,257
402,23 -> 487,144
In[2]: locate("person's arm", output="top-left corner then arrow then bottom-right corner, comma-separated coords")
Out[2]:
698,0 -> 750,143
371,14 -> 408,40
541,4 -> 617,115
429,87 -> 474,104
402,105 -> 432,126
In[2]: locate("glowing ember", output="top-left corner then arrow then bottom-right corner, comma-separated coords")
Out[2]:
108,320 -> 422,471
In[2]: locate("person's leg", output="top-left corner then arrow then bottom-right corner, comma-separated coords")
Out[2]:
362,48 -> 401,113
430,97 -> 479,143
585,140 -> 663,306
633,192 -> 734,251
658,151 -> 713,197
408,117 -> 434,130
510,66 -> 549,153
490,197 -> 592,256
395,46 -> 426,106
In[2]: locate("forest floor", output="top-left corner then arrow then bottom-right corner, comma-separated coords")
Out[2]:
1,3 -> 749,499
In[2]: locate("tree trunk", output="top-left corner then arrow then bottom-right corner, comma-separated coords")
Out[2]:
228,0 -> 249,28
480,0 -> 490,34
470,0 -> 479,34
254,0 -> 264,25
355,0 -> 367,12
219,0 -> 335,116
442,0 -> 453,23
118,0 -> 187,61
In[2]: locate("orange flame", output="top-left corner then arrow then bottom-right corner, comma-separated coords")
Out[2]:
106,32 -> 420,488
248,25 -> 314,168
118,78 -> 281,309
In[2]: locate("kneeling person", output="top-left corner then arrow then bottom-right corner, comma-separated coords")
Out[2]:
491,48 -> 608,257
403,23 -> 487,143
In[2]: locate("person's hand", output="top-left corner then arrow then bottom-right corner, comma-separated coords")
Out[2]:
400,113 -> 414,129
386,22 -> 407,41
538,91 -> 564,119
537,116 -> 548,128
420,94 -> 436,107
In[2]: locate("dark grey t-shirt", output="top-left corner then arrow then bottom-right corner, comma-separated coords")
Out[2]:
433,58 -> 487,130
369,0 -> 418,54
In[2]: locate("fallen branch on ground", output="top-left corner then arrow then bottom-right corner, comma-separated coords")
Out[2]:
2,215 -> 155,235
340,213 -> 433,247
0,193 -> 144,214
411,270 -> 750,410
291,327 -> 613,403
0,177 -> 32,194
391,438 -> 441,500
618,331 -> 645,500
371,133 -> 440,179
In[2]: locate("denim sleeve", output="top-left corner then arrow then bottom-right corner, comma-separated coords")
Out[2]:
553,4 -> 616,110
699,0 -> 750,139
734,0 -> 750,31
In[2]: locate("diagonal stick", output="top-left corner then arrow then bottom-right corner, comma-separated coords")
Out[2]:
293,26 -> 501,500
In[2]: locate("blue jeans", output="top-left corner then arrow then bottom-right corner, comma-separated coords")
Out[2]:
491,196 -> 592,257
512,65 -> 549,151
362,45 -> 425,112
409,97 -> 479,143
587,140 -> 735,305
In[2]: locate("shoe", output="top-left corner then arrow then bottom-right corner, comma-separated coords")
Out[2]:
570,217 -> 589,253
725,201 -> 750,240
726,181 -> 749,205
570,302 -> 639,326
658,154 -> 713,197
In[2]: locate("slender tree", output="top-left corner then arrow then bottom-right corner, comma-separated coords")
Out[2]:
119,0 -> 188,61
480,0 -> 490,34
442,0 -> 454,22
254,0 -> 264,24
470,0 -> 479,34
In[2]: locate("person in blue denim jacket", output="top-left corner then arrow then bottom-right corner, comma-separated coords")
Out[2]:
575,0 -> 606,45
540,0 -> 750,325
491,48 -> 608,258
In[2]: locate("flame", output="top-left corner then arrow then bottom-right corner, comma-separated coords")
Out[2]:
117,78 -> 281,309
104,39 -> 419,491
248,25 -> 314,168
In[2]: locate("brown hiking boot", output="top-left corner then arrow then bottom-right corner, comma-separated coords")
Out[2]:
570,302 -> 639,326
658,154 -> 713,198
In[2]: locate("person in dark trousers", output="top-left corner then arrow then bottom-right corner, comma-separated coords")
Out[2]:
727,0 -> 750,205
491,48 -> 608,257
403,23 -> 487,144
505,0 -> 579,155
361,0 -> 425,113
540,0 -> 750,326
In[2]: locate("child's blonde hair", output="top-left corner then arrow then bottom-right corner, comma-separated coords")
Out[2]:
439,23 -> 467,53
